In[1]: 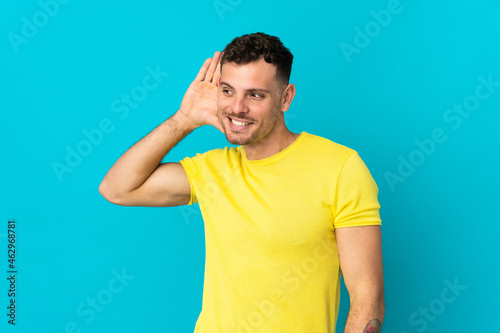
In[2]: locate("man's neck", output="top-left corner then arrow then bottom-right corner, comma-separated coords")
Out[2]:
243,127 -> 301,161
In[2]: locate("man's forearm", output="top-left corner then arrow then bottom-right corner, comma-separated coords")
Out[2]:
344,297 -> 384,333
99,111 -> 195,199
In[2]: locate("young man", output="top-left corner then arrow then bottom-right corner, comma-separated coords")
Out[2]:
99,32 -> 384,332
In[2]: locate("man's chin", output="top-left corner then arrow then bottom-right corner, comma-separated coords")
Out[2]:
224,132 -> 253,146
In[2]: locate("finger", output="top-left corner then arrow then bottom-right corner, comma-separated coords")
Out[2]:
194,58 -> 213,82
204,51 -> 220,83
213,52 -> 223,86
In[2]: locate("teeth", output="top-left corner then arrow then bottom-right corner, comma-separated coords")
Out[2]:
231,118 -> 251,126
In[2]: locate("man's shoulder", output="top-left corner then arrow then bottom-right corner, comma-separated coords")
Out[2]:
302,132 -> 357,158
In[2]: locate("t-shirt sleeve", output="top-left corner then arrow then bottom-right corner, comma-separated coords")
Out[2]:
333,151 -> 382,228
179,154 -> 203,206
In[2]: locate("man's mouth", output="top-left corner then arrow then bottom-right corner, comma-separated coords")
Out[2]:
227,116 -> 253,128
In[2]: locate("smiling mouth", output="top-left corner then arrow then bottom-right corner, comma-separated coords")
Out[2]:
228,117 -> 253,127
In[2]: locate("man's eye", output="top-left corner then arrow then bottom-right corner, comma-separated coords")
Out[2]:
251,93 -> 263,98
223,89 -> 232,94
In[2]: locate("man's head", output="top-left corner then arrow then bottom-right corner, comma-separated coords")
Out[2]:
220,32 -> 293,91
217,32 -> 295,146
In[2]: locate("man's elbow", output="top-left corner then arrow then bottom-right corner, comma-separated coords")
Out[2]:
99,180 -> 125,205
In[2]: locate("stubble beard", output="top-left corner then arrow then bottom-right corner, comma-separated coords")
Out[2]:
218,107 -> 281,146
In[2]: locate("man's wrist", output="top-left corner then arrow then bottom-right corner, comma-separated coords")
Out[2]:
171,110 -> 198,133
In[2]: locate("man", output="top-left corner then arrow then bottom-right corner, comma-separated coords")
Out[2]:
99,32 -> 384,332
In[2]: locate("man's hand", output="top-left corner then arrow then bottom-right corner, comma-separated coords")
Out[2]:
178,51 -> 224,133
99,51 -> 228,207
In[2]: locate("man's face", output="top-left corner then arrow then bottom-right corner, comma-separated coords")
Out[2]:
217,57 -> 285,146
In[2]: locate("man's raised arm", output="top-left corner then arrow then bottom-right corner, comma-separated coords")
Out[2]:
98,51 -> 224,207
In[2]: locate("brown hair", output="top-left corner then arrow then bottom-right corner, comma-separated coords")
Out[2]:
221,32 -> 293,90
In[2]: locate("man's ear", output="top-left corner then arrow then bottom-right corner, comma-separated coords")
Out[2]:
281,83 -> 296,112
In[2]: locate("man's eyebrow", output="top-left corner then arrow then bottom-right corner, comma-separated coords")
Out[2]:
220,81 -> 271,93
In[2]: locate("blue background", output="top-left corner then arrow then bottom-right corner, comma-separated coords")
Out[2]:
2,0 -> 499,332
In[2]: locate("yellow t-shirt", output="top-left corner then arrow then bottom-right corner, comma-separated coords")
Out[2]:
179,131 -> 381,333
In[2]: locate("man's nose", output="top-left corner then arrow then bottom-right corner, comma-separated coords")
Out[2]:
231,96 -> 248,114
